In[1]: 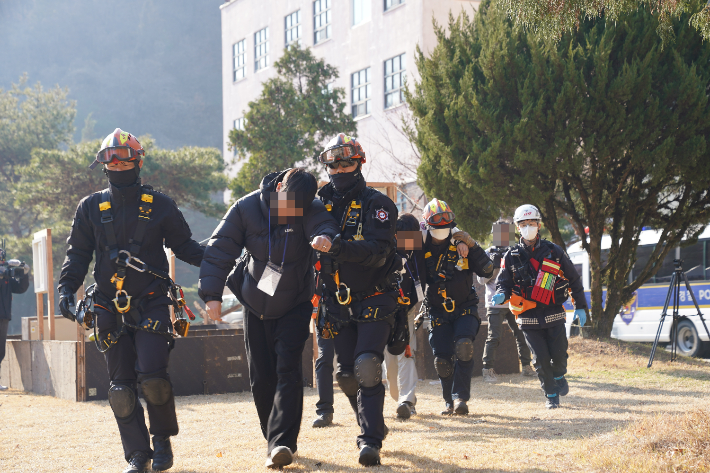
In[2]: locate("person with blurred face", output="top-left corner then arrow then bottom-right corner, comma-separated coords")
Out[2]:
493,204 -> 587,409
57,128 -> 204,473
479,221 -> 535,383
198,167 -> 339,469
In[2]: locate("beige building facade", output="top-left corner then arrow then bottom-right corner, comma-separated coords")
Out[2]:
220,0 -> 478,189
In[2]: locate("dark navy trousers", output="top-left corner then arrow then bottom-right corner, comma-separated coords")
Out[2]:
315,331 -> 335,415
522,324 -> 568,396
331,318 -> 391,449
97,304 -> 177,461
428,314 -> 480,406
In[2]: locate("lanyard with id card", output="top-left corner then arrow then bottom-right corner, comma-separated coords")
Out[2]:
406,257 -> 425,302
256,209 -> 289,297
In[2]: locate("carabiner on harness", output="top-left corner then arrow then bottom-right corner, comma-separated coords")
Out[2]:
438,288 -> 455,312
113,290 -> 132,313
443,297 -> 455,313
337,284 -> 352,305
117,250 -> 147,272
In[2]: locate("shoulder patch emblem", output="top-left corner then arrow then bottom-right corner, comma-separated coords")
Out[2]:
375,208 -> 389,223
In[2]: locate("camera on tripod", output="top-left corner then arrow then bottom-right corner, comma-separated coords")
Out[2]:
0,239 -> 29,280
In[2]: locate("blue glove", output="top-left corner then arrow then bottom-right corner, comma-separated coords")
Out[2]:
491,293 -> 506,305
573,309 -> 587,327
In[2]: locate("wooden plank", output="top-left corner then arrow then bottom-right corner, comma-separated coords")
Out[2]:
46,229 -> 55,340
7,340 -> 32,391
36,293 -> 43,341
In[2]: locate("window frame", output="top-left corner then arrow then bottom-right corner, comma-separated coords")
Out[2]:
384,52 -> 406,109
284,10 -> 302,47
233,39 -> 247,82
313,0 -> 332,45
351,67 -> 372,119
352,0 -> 371,26
384,0 -> 405,12
254,27 -> 269,72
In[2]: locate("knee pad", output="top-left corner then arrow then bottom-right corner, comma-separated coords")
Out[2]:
336,371 -> 359,397
139,369 -> 172,407
354,353 -> 383,388
108,381 -> 136,421
434,356 -> 454,379
455,338 -> 474,362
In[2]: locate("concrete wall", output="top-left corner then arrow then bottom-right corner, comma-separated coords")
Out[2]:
221,0 -> 479,185
0,340 -> 77,401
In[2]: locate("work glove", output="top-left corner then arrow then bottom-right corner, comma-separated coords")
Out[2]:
327,234 -> 342,258
58,288 -> 76,322
491,293 -> 506,305
573,308 -> 587,327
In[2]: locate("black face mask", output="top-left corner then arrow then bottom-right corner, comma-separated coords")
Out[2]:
330,168 -> 362,193
106,168 -> 140,187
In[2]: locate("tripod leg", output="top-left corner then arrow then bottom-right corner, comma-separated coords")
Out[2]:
648,272 -> 676,368
682,272 -> 710,341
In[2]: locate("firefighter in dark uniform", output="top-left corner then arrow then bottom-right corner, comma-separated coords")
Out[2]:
493,204 -> 587,409
315,133 -> 401,466
420,199 -> 494,415
57,129 -> 204,473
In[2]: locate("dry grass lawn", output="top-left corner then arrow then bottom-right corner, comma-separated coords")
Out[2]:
0,337 -> 709,472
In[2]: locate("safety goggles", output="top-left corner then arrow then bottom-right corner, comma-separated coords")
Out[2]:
426,211 -> 455,226
318,144 -> 356,164
326,158 -> 358,169
95,146 -> 144,165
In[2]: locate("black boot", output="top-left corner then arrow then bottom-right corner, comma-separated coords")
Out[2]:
359,445 -> 381,466
123,452 -> 150,473
555,376 -> 569,396
151,436 -> 174,471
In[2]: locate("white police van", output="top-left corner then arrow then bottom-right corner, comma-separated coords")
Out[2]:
564,227 -> 710,357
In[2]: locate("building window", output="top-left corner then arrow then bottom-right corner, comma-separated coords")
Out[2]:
314,0 -> 331,44
353,0 -> 371,26
254,27 -> 269,71
233,39 -> 246,82
232,118 -> 246,156
352,67 -> 371,118
384,53 -> 406,109
285,10 -> 302,47
384,0 -> 404,11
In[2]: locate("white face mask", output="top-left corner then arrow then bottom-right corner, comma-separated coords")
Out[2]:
429,228 -> 451,240
519,224 -> 538,241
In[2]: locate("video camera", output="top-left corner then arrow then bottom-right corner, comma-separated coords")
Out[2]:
0,239 -> 29,280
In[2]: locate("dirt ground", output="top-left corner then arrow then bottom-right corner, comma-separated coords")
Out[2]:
0,337 -> 708,473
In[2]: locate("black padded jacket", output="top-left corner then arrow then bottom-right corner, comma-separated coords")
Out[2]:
57,181 -> 204,305
198,170 -> 339,319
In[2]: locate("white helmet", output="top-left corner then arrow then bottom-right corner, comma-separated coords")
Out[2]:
513,204 -> 541,223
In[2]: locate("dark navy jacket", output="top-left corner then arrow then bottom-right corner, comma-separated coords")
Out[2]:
422,232 -> 494,314
198,171 -> 339,319
57,180 -> 204,304
317,179 -> 399,295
